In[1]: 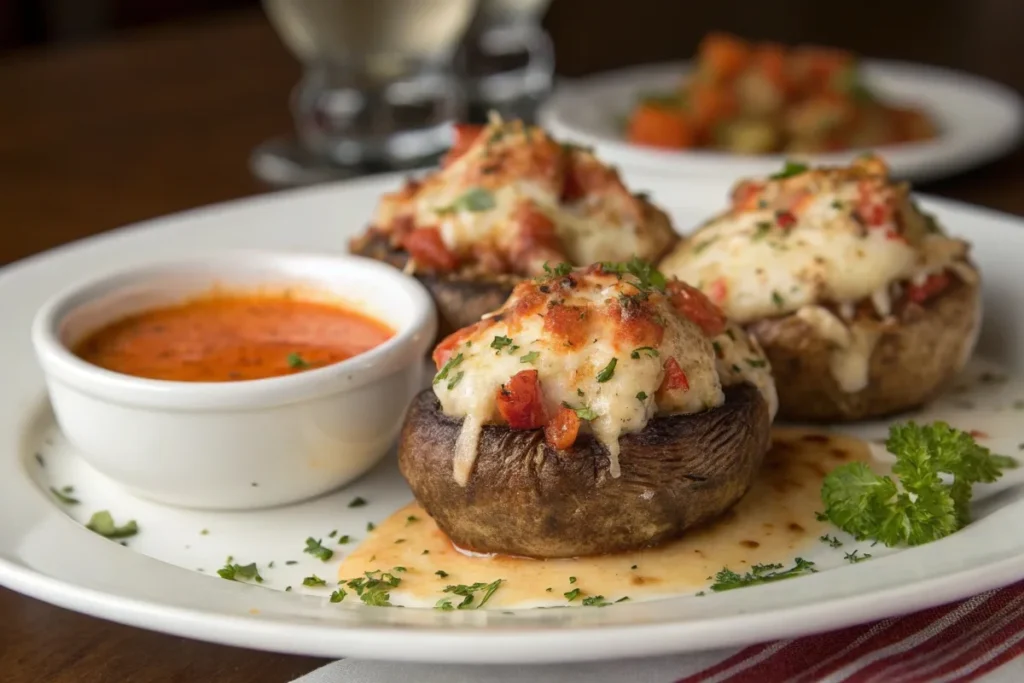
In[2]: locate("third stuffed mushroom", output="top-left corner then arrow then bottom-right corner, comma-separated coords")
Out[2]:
659,156 -> 981,422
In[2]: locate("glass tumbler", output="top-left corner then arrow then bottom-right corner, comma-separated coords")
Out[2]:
456,0 -> 554,124
262,0 -> 479,173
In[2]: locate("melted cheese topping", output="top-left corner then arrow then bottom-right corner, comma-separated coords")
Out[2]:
660,157 -> 975,324
432,267 -> 777,485
660,157 -> 978,394
371,117 -> 677,276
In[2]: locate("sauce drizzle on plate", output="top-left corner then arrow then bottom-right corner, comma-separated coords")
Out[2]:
338,427 -> 876,608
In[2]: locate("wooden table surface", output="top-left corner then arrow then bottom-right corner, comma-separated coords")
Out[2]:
2,6 -> 1024,682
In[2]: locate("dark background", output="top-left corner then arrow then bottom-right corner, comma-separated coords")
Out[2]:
1,0 -> 1022,89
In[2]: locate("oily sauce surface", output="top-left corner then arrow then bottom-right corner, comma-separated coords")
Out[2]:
338,428 -> 874,608
74,294 -> 394,382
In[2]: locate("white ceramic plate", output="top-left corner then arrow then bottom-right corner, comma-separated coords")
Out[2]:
3,174 -> 1024,664
538,60 -> 1024,183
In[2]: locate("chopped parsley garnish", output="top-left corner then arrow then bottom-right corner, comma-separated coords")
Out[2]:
285,586 -> 292,592
217,562 -> 263,583
746,358 -> 768,368
599,257 -> 667,292
366,522 -> 376,532
596,358 -> 617,383
302,575 -> 327,587
343,569 -> 402,606
435,570 -> 449,578
491,335 -> 514,352
394,539 -> 405,544
447,371 -> 465,390
562,401 -> 598,421
752,222 -> 772,240
543,262 -> 573,277
406,515 -> 419,524
436,187 -> 496,214
285,560 -> 298,565
615,596 -> 630,603
34,453 -> 44,467
692,239 -> 715,254
439,579 -> 504,609
636,391 -> 648,403
770,160 -> 809,180
287,352 -> 310,369
821,421 -> 1017,547
85,511 -> 138,539
819,534 -> 843,548
49,486 -> 79,505
709,558 -> 816,591
200,529 -> 209,535
520,351 -> 540,364
348,496 -> 367,508
771,291 -> 785,308
582,595 -> 612,607
630,346 -> 659,359
844,550 -> 872,564
831,200 -> 845,210
433,353 -> 464,385
568,576 -> 577,584
330,589 -> 347,603
304,537 -> 334,562
327,529 -> 337,538
435,599 -> 455,611
564,588 -> 581,601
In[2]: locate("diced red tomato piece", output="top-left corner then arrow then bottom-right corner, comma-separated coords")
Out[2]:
776,210 -> 797,229
511,202 -> 565,270
442,124 -> 484,167
906,272 -> 950,304
544,405 -> 581,450
730,181 -> 764,211
708,277 -> 729,306
666,280 -> 728,336
431,322 -> 484,369
401,227 -> 459,272
626,106 -> 696,150
496,369 -> 547,430
661,357 -> 690,392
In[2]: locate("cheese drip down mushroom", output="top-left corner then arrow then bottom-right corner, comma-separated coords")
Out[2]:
429,262 -> 778,486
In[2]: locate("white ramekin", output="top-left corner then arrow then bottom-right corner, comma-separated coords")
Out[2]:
31,251 -> 437,510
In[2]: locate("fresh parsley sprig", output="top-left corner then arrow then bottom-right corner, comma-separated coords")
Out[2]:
821,421 -> 1017,547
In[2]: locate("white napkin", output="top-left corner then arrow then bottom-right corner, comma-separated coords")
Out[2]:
291,649 -> 1024,683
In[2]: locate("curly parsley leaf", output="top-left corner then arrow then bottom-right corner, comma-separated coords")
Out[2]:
441,579 -> 503,610
561,401 -> 598,421
218,562 -> 263,583
86,511 -> 138,539
542,262 -> 573,278
302,575 -> 327,587
709,558 -> 816,592
770,160 -> 809,180
49,486 -> 79,505
433,353 -> 464,385
304,537 -> 334,562
821,421 -> 1016,547
342,568 -> 402,606
436,187 -> 496,214
596,358 -> 617,383
599,257 -> 667,292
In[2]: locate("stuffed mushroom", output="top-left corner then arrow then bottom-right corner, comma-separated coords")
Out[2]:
660,156 -> 980,422
398,262 -> 777,558
350,117 -> 678,336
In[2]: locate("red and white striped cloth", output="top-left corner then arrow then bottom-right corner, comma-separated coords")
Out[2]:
295,582 -> 1024,683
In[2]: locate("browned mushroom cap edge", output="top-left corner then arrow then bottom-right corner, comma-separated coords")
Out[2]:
398,382 -> 770,559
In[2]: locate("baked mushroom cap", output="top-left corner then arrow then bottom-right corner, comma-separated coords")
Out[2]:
659,156 -> 980,421
750,275 -> 980,422
348,117 -> 678,335
399,382 -> 770,558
